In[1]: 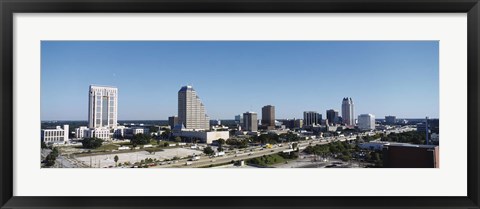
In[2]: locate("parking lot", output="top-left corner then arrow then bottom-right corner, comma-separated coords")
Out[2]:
75,148 -> 202,168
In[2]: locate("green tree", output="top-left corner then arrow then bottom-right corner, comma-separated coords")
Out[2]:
239,140 -> 249,148
45,152 -> 56,167
226,138 -> 235,145
217,138 -> 226,146
82,138 -> 104,149
217,138 -> 226,151
149,126 -> 159,133
203,146 -> 215,156
41,141 -> 47,149
51,147 -> 59,157
114,155 -> 119,167
291,142 -> 298,150
160,129 -> 171,139
131,133 -> 151,146
174,136 -> 182,143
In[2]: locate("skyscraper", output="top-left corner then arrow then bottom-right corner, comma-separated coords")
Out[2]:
294,119 -> 304,129
341,97 -> 355,126
168,116 -> 179,129
234,114 -> 243,125
303,111 -> 321,126
243,112 -> 258,132
358,114 -> 375,130
88,85 -> 118,129
326,109 -> 339,125
261,105 -> 275,129
178,85 -> 210,130
385,115 -> 397,125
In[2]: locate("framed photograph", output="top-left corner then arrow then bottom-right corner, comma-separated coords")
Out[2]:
1,0 -> 479,208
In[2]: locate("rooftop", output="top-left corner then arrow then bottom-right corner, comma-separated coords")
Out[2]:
384,143 -> 438,149
179,85 -> 194,91
89,84 -> 117,89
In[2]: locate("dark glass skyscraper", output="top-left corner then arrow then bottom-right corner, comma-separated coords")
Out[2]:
261,105 -> 275,129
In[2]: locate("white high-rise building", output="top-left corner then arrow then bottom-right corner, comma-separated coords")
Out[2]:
178,85 -> 210,130
88,85 -> 118,129
341,97 -> 355,126
358,114 -> 375,130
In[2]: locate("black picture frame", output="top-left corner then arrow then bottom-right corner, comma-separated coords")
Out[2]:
1,0 -> 479,208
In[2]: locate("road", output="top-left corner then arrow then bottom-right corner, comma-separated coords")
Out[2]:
152,136 -> 357,168
152,126 -> 415,168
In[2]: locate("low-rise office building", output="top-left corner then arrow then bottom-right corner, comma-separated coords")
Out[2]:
75,126 -> 89,139
124,127 -> 150,138
41,125 -> 69,144
173,129 -> 229,144
75,126 -> 112,141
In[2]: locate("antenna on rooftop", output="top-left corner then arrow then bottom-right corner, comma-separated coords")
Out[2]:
425,116 -> 429,145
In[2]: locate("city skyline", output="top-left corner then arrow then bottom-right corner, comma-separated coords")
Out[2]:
41,41 -> 439,120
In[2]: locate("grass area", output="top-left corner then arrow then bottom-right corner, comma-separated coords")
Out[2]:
246,154 -> 287,166
150,140 -> 160,145
94,144 -> 120,152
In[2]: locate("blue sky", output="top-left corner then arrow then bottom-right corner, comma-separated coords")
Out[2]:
41,41 -> 439,120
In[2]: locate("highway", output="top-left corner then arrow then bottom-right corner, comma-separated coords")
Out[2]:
152,136 -> 355,168
151,126 -> 414,168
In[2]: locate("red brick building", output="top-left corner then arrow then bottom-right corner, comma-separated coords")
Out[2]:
382,144 -> 439,168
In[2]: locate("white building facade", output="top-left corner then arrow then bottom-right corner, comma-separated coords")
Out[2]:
75,126 -> 111,141
75,126 -> 90,139
243,111 -> 258,132
178,85 -> 210,130
358,114 -> 375,130
124,127 -> 150,138
341,97 -> 355,126
41,125 -> 69,144
88,85 -> 118,129
173,130 -> 229,144
90,128 -> 111,141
